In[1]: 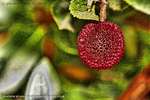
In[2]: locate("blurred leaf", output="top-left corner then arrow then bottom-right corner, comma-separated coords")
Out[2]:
124,12 -> 150,31
69,0 -> 99,21
0,25 -> 45,73
0,97 -> 10,100
58,63 -> 94,82
108,0 -> 121,11
0,23 -> 36,64
53,25 -> 77,55
50,1 -> 75,32
64,87 -> 86,100
140,48 -> 150,69
138,30 -> 150,46
25,58 -> 60,100
62,77 -> 120,100
8,23 -> 36,47
100,70 -> 128,90
0,0 -> 18,12
0,6 -> 11,31
123,26 -> 138,59
24,26 -> 46,49
97,84 -> 118,98
0,0 -> 21,31
124,0 -> 150,15
0,50 -> 39,94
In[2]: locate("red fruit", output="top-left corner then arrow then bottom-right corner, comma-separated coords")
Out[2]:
77,22 -> 124,69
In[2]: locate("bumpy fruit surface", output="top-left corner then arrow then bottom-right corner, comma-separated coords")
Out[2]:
77,22 -> 124,69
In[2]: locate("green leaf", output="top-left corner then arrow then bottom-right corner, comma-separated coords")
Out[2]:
53,26 -> 78,55
0,97 -> 10,100
140,48 -> 150,69
108,0 -> 121,11
0,23 -> 36,62
124,0 -> 150,15
69,0 -> 99,21
50,1 -> 75,32
24,26 -> 46,49
123,26 -> 138,59
138,30 -> 150,46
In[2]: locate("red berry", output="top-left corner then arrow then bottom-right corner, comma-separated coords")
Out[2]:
77,22 -> 124,69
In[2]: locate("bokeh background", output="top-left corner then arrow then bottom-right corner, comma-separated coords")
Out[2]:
0,0 -> 150,100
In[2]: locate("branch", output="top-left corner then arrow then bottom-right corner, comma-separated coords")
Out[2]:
99,0 -> 107,22
118,65 -> 150,100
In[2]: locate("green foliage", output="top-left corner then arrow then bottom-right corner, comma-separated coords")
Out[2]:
124,0 -> 150,15
123,26 -> 138,59
140,48 -> 150,69
50,1 -> 75,32
8,23 -> 35,47
108,0 -> 121,11
63,80 -> 120,100
0,0 -> 21,31
0,0 -> 150,100
53,26 -> 77,55
69,0 -> 99,21
69,0 -> 150,21
0,97 -> 10,100
138,30 -> 150,46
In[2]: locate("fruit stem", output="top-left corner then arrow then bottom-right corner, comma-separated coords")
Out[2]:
99,0 -> 107,22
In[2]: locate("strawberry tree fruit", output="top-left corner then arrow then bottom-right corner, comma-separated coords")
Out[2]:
77,21 -> 124,69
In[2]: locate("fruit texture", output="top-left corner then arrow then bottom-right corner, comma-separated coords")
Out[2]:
77,22 -> 124,69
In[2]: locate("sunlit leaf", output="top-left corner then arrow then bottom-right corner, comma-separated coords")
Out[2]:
108,0 -> 121,11
50,1 -> 75,32
69,0 -> 99,21
124,0 -> 150,15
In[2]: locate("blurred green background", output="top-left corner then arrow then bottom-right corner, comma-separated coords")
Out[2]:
0,0 -> 150,100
